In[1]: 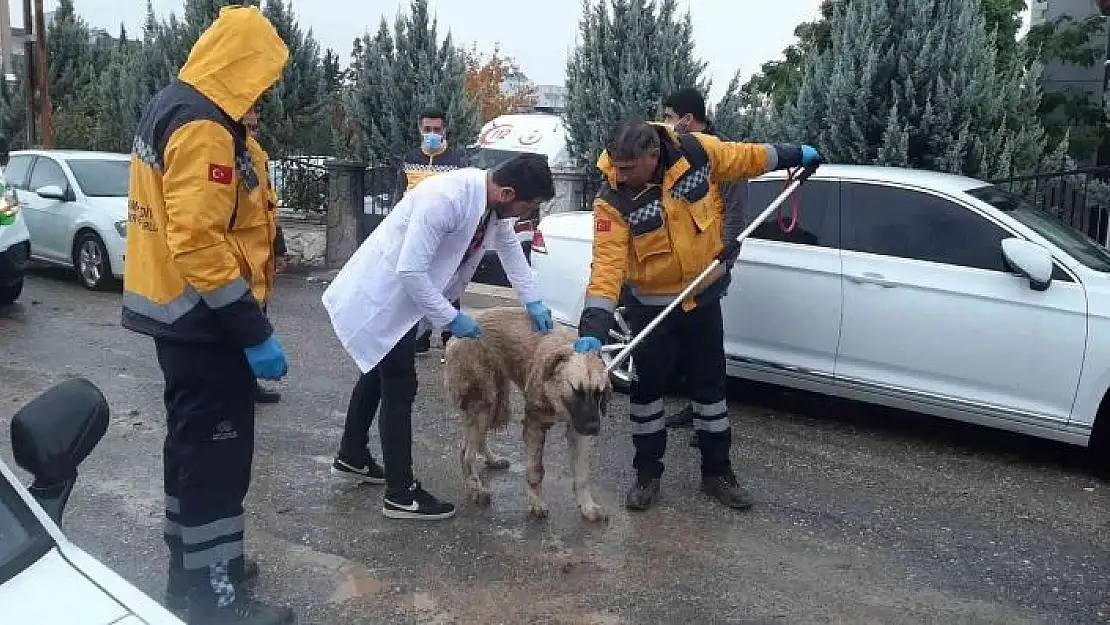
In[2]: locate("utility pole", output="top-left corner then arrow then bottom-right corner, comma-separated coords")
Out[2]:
32,0 -> 50,147
22,0 -> 33,146
0,0 -> 14,81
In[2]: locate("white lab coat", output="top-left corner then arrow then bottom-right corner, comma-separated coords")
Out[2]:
322,168 -> 539,373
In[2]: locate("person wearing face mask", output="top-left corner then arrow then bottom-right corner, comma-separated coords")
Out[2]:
660,87 -> 747,437
323,153 -> 556,520
394,110 -> 467,355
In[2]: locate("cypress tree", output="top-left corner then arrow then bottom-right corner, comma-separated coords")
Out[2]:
784,0 -> 1064,179
345,0 -> 479,161
564,0 -> 709,167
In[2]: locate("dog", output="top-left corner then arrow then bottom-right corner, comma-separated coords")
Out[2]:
444,306 -> 612,522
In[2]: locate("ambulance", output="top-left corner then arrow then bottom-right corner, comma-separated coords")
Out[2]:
467,113 -> 574,286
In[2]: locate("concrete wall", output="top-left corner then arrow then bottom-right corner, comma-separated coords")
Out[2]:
279,218 -> 327,268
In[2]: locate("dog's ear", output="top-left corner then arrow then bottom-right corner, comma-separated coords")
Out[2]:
543,347 -> 572,380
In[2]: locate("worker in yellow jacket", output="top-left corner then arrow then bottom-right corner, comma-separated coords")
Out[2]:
573,118 -> 820,513
121,6 -> 292,624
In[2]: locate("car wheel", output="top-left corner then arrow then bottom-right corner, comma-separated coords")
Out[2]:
602,307 -> 636,395
0,277 -> 22,306
73,231 -> 116,291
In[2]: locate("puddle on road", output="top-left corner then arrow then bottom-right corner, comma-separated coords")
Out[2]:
328,564 -> 384,604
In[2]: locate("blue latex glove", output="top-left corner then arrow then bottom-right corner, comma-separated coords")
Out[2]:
447,311 -> 482,339
801,145 -> 821,167
525,300 -> 553,335
573,337 -> 602,354
244,335 -> 288,381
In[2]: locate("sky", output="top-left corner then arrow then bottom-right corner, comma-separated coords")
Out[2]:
22,0 -> 1033,106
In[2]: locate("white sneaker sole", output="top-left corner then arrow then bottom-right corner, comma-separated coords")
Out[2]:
381,505 -> 457,521
330,466 -> 386,485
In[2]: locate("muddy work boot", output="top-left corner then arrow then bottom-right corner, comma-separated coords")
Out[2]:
186,593 -> 294,625
624,476 -> 661,511
701,471 -> 754,510
166,558 -> 260,613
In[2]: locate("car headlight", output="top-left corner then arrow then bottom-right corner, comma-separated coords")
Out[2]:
115,220 -> 127,237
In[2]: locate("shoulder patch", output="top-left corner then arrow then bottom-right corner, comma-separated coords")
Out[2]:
208,163 -> 234,185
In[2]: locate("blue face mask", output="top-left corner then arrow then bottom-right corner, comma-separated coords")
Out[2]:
422,132 -> 443,151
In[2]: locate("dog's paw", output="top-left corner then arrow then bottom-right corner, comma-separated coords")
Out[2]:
469,488 -> 492,506
579,502 -> 609,523
485,456 -> 511,471
527,500 -> 550,519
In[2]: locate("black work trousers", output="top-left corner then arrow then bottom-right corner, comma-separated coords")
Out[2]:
625,298 -> 732,479
156,338 -> 255,593
338,326 -> 419,493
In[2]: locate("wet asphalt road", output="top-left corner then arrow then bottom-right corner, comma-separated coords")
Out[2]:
3,268 -> 1110,624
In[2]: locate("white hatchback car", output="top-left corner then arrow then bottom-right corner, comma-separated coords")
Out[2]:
531,164 -> 1110,452
2,378 -> 183,624
4,150 -> 130,291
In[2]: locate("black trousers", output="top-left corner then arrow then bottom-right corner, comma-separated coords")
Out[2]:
156,338 -> 255,592
625,298 -> 731,478
338,326 -> 419,492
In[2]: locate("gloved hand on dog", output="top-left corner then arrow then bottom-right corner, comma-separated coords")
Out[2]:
525,300 -> 553,335
573,337 -> 602,354
244,334 -> 289,380
448,311 -> 482,339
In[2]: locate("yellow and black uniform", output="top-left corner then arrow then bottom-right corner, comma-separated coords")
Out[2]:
578,123 -> 807,486
121,5 -> 290,616
123,10 -> 285,348
396,144 -> 466,198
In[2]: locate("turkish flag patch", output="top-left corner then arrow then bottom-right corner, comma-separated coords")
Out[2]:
596,218 -> 611,233
208,163 -> 233,185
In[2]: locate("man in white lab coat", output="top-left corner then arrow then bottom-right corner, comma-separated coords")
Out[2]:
322,153 -> 557,520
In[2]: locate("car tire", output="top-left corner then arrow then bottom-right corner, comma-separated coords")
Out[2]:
73,231 -> 117,292
610,352 -> 633,394
0,277 -> 22,306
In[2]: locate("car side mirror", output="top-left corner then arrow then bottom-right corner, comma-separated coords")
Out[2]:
35,184 -> 67,201
1002,238 -> 1053,292
10,378 -> 110,524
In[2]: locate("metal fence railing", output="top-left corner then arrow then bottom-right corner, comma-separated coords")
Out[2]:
991,167 -> 1110,246
270,156 -> 329,223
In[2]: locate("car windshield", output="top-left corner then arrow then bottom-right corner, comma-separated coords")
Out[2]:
965,184 -> 1110,273
0,465 -> 51,585
66,159 -> 129,197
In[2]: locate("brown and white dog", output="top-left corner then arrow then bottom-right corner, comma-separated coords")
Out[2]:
444,306 -> 612,522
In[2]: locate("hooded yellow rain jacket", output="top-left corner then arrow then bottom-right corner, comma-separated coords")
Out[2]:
122,5 -> 289,347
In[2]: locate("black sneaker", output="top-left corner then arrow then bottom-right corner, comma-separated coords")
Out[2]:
702,472 -> 754,510
331,456 -> 386,485
382,481 -> 456,520
166,558 -> 259,613
414,332 -> 431,355
186,593 -> 294,625
624,476 -> 661,511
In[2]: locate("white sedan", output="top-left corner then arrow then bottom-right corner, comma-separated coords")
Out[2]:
531,164 -> 1110,453
4,150 -> 130,290
2,378 -> 183,624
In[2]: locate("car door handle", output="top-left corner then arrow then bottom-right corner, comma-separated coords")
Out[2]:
847,272 -> 897,288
